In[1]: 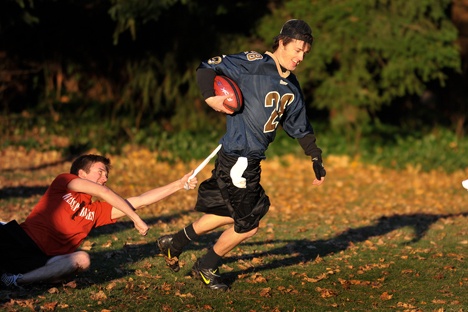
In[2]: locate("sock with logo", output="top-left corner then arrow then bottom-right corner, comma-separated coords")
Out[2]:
172,224 -> 198,251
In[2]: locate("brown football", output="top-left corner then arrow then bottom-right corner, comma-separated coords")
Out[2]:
214,75 -> 243,113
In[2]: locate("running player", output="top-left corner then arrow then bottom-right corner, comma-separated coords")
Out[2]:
157,19 -> 326,290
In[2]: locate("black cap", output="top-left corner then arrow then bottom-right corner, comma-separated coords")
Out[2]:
279,19 -> 313,45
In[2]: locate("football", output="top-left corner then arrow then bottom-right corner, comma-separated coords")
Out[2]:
214,75 -> 243,113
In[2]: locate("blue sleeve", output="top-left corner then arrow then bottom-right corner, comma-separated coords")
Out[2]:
198,52 -> 261,81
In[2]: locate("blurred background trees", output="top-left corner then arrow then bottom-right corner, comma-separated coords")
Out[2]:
0,0 -> 467,166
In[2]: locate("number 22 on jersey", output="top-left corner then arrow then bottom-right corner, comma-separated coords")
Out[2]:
263,92 -> 294,133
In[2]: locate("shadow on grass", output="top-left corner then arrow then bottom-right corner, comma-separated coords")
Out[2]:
0,148 -> 87,200
0,154 -> 76,174
1,145 -> 89,175
1,159 -> 70,174
1,211 -> 466,303
221,212 -> 468,286
0,186 -> 49,200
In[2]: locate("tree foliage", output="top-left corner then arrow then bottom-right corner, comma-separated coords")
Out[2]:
0,0 -> 464,153
108,0 -> 179,44
257,0 -> 461,139
0,0 -> 269,132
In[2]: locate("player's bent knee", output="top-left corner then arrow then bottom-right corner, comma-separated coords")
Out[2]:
73,251 -> 91,271
250,227 -> 259,236
243,227 -> 258,239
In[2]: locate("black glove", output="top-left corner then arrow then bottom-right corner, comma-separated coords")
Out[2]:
312,157 -> 326,180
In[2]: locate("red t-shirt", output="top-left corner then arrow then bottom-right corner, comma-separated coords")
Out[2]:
21,173 -> 116,256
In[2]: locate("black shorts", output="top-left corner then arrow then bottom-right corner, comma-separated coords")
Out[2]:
195,148 -> 270,233
0,220 -> 51,274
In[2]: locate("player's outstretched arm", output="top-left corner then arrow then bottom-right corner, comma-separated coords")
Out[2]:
111,171 -> 198,219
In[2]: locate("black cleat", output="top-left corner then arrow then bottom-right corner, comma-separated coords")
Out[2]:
157,235 -> 182,272
191,260 -> 228,291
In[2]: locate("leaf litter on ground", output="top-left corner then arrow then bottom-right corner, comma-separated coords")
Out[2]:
1,146 -> 467,311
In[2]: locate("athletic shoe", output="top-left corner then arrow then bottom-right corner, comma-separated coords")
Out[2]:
1,273 -> 22,287
191,260 -> 228,291
157,235 -> 182,272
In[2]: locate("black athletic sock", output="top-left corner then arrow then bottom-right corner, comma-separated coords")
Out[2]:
172,224 -> 198,251
198,248 -> 222,270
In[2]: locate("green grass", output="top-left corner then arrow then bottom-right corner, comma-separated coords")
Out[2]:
2,211 -> 466,311
1,123 -> 467,311
2,112 -> 467,172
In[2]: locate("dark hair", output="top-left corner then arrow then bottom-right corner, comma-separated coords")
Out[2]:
70,154 -> 111,175
272,19 -> 314,51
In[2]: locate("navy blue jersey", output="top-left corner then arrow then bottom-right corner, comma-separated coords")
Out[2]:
198,51 -> 314,159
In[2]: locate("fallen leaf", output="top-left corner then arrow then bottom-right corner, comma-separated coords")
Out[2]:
249,273 -> 267,283
432,299 -> 447,304
102,240 -> 112,248
90,290 -> 107,301
380,292 -> 393,301
315,287 -> 338,298
63,280 -> 77,288
47,287 -> 59,294
396,302 -> 418,309
41,301 -> 58,311
81,240 -> 95,251
175,290 -> 194,298
259,287 -> 272,297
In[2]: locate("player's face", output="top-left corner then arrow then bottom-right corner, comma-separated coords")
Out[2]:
80,162 -> 109,185
278,39 -> 311,71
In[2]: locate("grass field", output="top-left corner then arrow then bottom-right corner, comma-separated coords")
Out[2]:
1,147 -> 467,311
